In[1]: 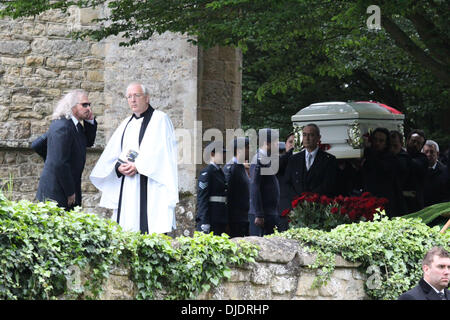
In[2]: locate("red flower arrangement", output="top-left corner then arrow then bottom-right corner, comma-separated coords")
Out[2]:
284,192 -> 388,231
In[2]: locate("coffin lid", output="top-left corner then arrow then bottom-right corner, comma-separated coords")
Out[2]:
291,101 -> 405,122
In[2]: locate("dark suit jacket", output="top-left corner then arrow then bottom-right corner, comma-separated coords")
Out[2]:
195,164 -> 228,226
249,151 -> 280,218
398,278 -> 449,300
283,149 -> 337,210
36,118 -> 97,209
223,161 -> 250,223
424,161 -> 449,207
362,147 -> 408,217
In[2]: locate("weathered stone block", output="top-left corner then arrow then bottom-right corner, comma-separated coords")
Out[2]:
1,57 -> 24,66
270,275 -> 297,295
0,40 -> 31,55
250,264 -> 272,285
241,236 -> 300,263
296,271 -> 319,297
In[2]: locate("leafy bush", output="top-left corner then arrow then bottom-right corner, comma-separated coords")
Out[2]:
272,211 -> 450,300
0,193 -> 257,300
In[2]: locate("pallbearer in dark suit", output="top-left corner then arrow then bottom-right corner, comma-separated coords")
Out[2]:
422,140 -> 450,207
284,124 -> 337,209
223,137 -> 250,237
196,141 -> 228,236
36,90 -> 97,210
249,128 -> 280,236
398,247 -> 450,300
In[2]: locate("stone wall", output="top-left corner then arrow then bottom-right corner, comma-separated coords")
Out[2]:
0,5 -> 242,237
85,237 -> 369,300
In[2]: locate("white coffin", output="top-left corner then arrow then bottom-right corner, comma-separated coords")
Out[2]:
291,101 -> 405,159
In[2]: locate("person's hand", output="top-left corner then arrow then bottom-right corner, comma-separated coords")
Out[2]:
118,162 -> 137,177
255,217 -> 264,228
86,109 -> 94,121
200,224 -> 211,233
67,193 -> 76,207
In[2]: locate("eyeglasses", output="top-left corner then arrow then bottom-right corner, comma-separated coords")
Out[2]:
80,103 -> 91,108
126,93 -> 145,100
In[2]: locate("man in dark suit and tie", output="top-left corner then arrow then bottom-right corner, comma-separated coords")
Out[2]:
398,247 -> 450,300
422,140 -> 449,207
284,123 -> 337,210
36,90 -> 97,210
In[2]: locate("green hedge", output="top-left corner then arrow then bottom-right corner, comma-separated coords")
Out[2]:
271,211 -> 450,300
2,192 -> 448,300
0,193 -> 258,300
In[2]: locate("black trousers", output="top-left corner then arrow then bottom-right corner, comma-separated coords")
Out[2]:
248,214 -> 279,237
229,222 -> 249,238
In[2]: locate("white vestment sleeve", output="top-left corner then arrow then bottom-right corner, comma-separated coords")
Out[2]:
135,110 -> 179,208
89,117 -> 131,209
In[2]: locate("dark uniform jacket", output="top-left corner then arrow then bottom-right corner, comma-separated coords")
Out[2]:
249,151 -> 280,218
195,163 -> 228,226
223,160 -> 250,223
424,161 -> 450,207
398,278 -> 449,300
36,117 -> 97,209
284,149 -> 337,208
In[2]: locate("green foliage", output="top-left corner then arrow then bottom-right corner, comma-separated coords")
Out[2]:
0,193 -> 125,299
129,232 -> 258,300
1,0 -> 449,141
272,213 -> 450,300
0,194 -> 257,300
402,201 -> 450,225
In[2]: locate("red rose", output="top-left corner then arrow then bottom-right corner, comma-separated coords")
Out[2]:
361,192 -> 371,198
348,210 -> 358,220
320,195 -> 332,205
281,209 -> 290,217
311,194 -> 320,203
330,207 -> 339,214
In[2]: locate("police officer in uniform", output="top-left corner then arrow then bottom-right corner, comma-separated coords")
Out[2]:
195,141 -> 229,235
223,137 -> 250,237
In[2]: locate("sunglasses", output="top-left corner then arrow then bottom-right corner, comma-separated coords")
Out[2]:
80,103 -> 91,108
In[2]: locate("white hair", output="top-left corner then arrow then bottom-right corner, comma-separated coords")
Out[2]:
126,82 -> 149,96
423,140 -> 439,152
52,89 -> 87,120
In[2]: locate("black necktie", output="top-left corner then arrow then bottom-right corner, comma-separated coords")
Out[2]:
76,122 -> 83,133
437,292 -> 446,300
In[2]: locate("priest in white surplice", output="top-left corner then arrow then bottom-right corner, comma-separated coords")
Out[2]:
90,82 -> 178,234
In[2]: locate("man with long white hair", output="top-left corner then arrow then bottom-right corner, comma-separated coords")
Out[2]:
36,89 -> 97,209
90,82 -> 178,234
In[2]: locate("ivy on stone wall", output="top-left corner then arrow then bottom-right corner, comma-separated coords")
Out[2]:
0,193 -> 258,300
272,211 -> 450,300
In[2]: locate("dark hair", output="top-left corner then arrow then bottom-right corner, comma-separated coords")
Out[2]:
285,132 -> 294,143
407,129 -> 426,143
258,128 -> 279,145
390,130 -> 403,141
422,247 -> 449,268
233,137 -> 249,156
304,123 -> 320,136
371,127 -> 391,151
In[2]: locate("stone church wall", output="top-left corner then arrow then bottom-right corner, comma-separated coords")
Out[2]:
0,5 -> 242,237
